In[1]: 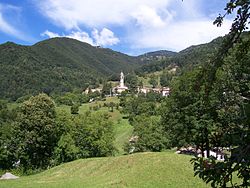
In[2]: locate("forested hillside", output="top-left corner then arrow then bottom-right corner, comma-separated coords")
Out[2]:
0,38 -> 139,100
137,50 -> 177,64
136,36 -> 224,74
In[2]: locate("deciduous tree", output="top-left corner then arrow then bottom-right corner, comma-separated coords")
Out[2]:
12,94 -> 59,169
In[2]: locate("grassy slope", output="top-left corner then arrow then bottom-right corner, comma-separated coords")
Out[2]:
114,119 -> 133,155
0,152 -> 209,188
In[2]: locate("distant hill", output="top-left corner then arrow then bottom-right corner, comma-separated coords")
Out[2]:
137,50 -> 177,64
0,38 -> 139,100
136,36 -> 224,74
140,50 -> 177,58
175,36 -> 224,70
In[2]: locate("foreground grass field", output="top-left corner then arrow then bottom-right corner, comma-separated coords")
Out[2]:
0,152 -> 209,188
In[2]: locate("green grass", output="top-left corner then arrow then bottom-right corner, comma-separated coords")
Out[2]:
114,119 -> 133,155
56,96 -> 120,114
0,152 -> 210,188
7,102 -> 20,110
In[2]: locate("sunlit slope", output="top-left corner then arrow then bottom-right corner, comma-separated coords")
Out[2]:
0,152 -> 209,188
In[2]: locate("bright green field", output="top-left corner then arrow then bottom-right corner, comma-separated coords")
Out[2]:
0,152 -> 210,188
55,96 -> 120,114
114,119 -> 133,155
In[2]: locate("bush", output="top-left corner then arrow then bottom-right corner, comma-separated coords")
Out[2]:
72,112 -> 115,157
53,133 -> 79,165
71,103 -> 80,114
129,115 -> 169,153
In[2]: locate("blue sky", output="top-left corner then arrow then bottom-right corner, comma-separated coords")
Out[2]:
0,0 -> 232,55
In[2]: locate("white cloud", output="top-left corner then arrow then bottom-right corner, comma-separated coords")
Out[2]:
66,31 -> 94,45
127,0 -> 231,51
92,28 -> 119,46
35,0 -> 232,52
130,19 -> 231,51
41,30 -> 94,45
41,30 -> 60,38
0,3 -> 28,41
0,13 -> 20,36
35,0 -> 173,29
41,28 -> 119,46
132,5 -> 167,28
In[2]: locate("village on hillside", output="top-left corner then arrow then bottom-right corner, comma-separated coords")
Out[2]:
1,0 -> 249,187
84,71 -> 171,97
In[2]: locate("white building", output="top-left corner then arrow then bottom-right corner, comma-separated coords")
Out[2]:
198,150 -> 225,161
138,87 -> 151,95
137,86 -> 170,97
84,88 -> 102,94
162,87 -> 170,97
113,72 -> 128,93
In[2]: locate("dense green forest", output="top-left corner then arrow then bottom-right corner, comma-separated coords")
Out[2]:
0,38 -> 140,100
137,50 -> 177,64
136,36 -> 224,75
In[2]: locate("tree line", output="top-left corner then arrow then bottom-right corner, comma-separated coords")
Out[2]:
0,94 -> 115,172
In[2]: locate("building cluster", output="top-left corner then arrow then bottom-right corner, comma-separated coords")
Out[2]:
84,72 -> 170,97
176,146 -> 225,161
137,87 -> 170,97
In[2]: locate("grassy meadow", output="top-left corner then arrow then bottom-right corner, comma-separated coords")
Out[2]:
0,152 -> 210,188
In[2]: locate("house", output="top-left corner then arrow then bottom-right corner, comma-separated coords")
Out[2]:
137,86 -> 171,97
84,88 -> 102,94
162,87 -> 170,97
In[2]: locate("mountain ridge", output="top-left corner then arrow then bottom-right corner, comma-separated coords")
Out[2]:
0,35 -> 230,100
0,37 -> 140,100
135,35 -> 226,75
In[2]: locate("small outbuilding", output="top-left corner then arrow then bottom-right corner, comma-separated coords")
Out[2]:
0,172 -> 19,180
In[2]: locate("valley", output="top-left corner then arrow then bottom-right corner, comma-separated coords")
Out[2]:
0,4 -> 249,186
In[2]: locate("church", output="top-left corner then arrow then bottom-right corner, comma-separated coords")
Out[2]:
113,72 -> 128,93
84,71 -> 170,97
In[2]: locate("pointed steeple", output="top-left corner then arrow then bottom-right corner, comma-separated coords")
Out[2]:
120,71 -> 124,87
